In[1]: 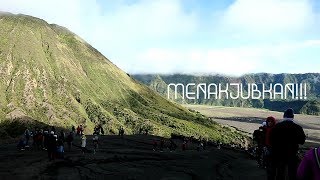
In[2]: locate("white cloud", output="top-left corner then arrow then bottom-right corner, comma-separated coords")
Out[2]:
88,0 -> 198,56
0,0 -> 87,30
0,0 -> 320,75
132,47 -> 261,75
131,40 -> 320,75
303,39 -> 320,46
221,0 -> 315,36
0,0 -> 199,70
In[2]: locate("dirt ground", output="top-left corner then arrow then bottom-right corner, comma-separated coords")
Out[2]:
0,134 -> 266,180
185,105 -> 320,149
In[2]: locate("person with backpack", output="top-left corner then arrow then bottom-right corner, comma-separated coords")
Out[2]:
253,122 -> 267,167
270,108 -> 306,180
297,147 -> 320,180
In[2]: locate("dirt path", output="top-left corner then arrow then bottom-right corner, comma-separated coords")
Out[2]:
185,105 -> 320,145
0,135 -> 266,180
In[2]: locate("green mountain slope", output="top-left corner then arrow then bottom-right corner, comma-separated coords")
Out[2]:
0,13 -> 245,145
133,73 -> 320,115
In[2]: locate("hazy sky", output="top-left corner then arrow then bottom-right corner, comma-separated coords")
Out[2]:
1,0 -> 320,75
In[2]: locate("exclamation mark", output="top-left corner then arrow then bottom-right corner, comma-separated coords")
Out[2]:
304,83 -> 307,100
300,83 -> 303,99
295,84 -> 299,99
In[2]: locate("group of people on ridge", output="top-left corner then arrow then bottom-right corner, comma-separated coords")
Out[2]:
253,108 -> 319,180
17,124 -> 104,159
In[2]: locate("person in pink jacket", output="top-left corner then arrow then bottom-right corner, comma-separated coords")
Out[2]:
297,147 -> 320,180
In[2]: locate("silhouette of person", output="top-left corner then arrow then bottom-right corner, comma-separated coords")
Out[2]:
270,108 -> 306,180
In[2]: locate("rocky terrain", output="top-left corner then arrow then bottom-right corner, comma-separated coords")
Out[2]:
0,134 -> 266,180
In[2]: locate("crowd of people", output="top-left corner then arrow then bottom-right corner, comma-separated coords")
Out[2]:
17,123 -> 211,159
151,135 -> 211,152
14,109 -> 320,179
16,124 -> 104,160
253,108 -> 319,180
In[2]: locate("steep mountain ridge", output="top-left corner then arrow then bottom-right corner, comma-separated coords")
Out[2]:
0,13 -> 245,145
133,73 -> 320,115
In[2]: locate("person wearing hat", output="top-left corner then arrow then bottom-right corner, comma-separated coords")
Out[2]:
270,108 -> 306,180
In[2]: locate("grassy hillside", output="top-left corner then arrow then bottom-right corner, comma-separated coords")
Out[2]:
133,74 -> 320,115
0,13 -> 246,145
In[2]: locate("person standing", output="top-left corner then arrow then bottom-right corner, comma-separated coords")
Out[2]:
93,135 -> 99,154
71,126 -> 75,134
24,128 -> 30,147
270,108 -> 306,180
265,116 -> 276,180
253,122 -> 267,167
81,134 -> 87,154
47,131 -> 57,160
57,137 -> 64,159
59,130 -> 65,144
80,125 -> 84,135
66,132 -> 74,151
76,126 -> 81,136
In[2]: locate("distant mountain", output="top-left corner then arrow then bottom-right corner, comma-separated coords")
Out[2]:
0,13 -> 246,145
133,73 -> 320,115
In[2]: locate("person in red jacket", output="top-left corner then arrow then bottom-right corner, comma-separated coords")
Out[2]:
265,116 -> 276,147
265,116 -> 276,180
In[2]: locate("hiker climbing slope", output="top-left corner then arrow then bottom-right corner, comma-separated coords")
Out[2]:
270,108 -> 306,180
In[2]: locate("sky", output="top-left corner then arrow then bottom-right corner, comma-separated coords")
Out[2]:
0,0 -> 320,76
